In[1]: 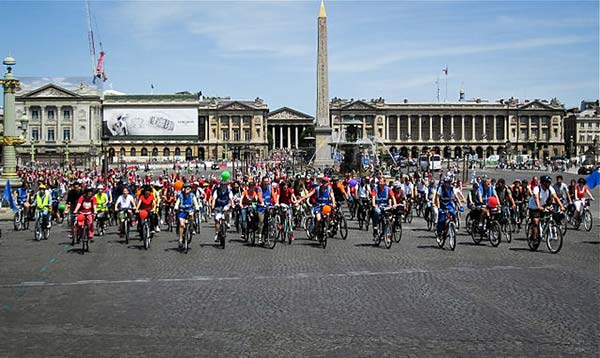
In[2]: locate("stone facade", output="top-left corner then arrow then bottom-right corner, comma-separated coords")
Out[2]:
267,107 -> 314,150
329,97 -> 566,159
564,100 -> 600,161
15,83 -> 102,165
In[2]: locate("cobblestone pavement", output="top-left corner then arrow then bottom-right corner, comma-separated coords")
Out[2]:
0,204 -> 598,357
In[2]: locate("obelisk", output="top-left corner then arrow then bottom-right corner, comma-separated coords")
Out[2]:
313,0 -> 333,168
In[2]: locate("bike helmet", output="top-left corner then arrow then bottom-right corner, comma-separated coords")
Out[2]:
578,178 -> 586,185
540,175 -> 551,184
38,184 -> 47,189
97,184 -> 104,190
393,181 -> 402,188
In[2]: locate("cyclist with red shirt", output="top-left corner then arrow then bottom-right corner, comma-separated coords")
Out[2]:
72,187 -> 97,242
277,180 -> 297,241
573,178 -> 595,219
136,185 -> 157,234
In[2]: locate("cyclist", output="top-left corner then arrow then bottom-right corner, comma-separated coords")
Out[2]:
50,183 -> 62,223
72,187 -> 97,242
277,179 -> 297,241
66,182 -> 82,238
528,175 -> 565,241
115,187 -> 136,238
256,176 -> 275,243
553,175 -> 572,208
332,176 -> 348,210
95,184 -> 110,232
477,177 -> 498,228
435,177 -> 457,238
162,186 -> 176,228
34,184 -> 52,231
300,176 -> 336,238
136,185 -> 157,234
371,179 -> 392,238
240,179 -> 262,239
14,182 -> 31,220
401,176 -> 414,213
495,178 -> 516,218
211,180 -> 234,242
573,178 -> 595,220
174,183 -> 200,248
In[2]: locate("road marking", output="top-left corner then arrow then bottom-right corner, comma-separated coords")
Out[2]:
0,265 -> 558,289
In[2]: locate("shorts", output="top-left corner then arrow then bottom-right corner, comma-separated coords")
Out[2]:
528,208 -> 541,219
177,210 -> 193,220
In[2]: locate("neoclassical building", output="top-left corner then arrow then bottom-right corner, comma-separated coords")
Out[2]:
198,97 -> 269,160
329,97 -> 566,159
564,100 -> 600,161
267,107 -> 314,150
15,83 -> 102,165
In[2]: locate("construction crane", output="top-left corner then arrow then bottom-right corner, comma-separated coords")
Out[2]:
86,0 -> 107,84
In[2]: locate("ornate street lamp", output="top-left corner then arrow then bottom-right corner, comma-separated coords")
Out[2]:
1,54 -> 25,179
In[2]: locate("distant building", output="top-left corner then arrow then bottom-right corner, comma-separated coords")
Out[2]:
267,107 -> 314,150
564,100 -> 600,162
329,97 -> 566,159
15,83 -> 102,166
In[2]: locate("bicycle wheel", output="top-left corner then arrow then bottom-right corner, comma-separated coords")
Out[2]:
502,222 -> 512,243
471,221 -> 481,244
583,211 -> 593,232
374,221 -> 383,247
392,220 -> 402,243
436,226 -> 446,249
338,215 -> 348,240
34,222 -> 42,241
265,216 -> 277,249
415,204 -> 422,217
14,213 -> 21,231
465,213 -> 472,234
43,226 -> 50,240
125,221 -> 130,245
384,221 -> 393,249
407,207 -> 413,224
426,215 -> 432,231
143,223 -> 150,250
488,222 -> 501,247
526,222 -> 540,251
357,210 -> 364,230
545,223 -> 563,254
448,222 -> 456,251
305,216 -> 314,240
82,230 -> 89,253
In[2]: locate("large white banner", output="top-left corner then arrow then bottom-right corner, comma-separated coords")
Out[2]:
103,107 -> 198,136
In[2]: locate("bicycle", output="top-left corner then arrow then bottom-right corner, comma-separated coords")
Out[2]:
499,205 -> 514,243
348,197 -> 357,220
181,210 -> 195,253
469,207 -> 501,247
13,204 -> 28,231
402,199 -> 413,224
356,198 -> 371,231
73,213 -> 93,254
243,204 -> 259,245
138,210 -> 152,250
261,206 -> 277,249
424,202 -> 435,231
118,209 -> 132,244
96,211 -> 109,237
165,206 -> 176,232
414,196 -> 424,217
328,205 -> 348,240
276,204 -> 294,244
214,207 -> 230,249
436,208 -> 457,251
570,199 -> 593,232
526,208 -> 564,253
392,206 -> 403,243
34,212 -> 51,241
374,206 -> 393,249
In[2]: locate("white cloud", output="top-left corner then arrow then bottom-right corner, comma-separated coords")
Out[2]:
330,35 -> 596,73
114,1 -> 314,58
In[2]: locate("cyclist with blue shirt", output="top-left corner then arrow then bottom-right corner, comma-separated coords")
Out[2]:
174,183 -> 200,249
435,177 -> 457,238
256,176 -> 275,243
299,176 -> 336,238
371,179 -> 392,239
211,180 -> 234,242
477,177 -> 499,228
14,182 -> 31,220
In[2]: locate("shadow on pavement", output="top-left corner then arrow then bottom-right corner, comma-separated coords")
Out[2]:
508,247 -> 551,254
416,245 -> 440,249
582,241 -> 600,245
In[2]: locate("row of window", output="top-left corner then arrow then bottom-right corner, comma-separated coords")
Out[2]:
30,128 -> 70,142
117,147 -> 191,157
579,135 -> 600,143
222,129 -> 251,141
30,109 -> 72,121
579,122 -> 600,128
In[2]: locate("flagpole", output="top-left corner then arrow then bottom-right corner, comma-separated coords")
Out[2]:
436,74 -> 440,102
444,66 -> 448,103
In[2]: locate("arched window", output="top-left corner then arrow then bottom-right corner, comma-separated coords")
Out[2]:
141,147 -> 148,156
120,148 -> 126,157
175,147 -> 181,156
163,148 -> 170,157
130,148 -> 137,156
152,147 -> 158,157
108,148 -> 116,157
185,147 -> 193,160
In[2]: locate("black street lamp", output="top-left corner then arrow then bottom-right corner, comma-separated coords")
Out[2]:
101,134 -> 110,178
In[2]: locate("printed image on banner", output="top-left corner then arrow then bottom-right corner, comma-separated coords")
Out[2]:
103,107 -> 198,136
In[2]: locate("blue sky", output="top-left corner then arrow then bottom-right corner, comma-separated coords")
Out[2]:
1,0 -> 598,114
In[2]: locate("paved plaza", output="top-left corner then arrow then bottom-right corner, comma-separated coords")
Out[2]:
0,177 -> 598,357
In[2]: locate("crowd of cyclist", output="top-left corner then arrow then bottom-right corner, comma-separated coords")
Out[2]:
11,164 -> 596,252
